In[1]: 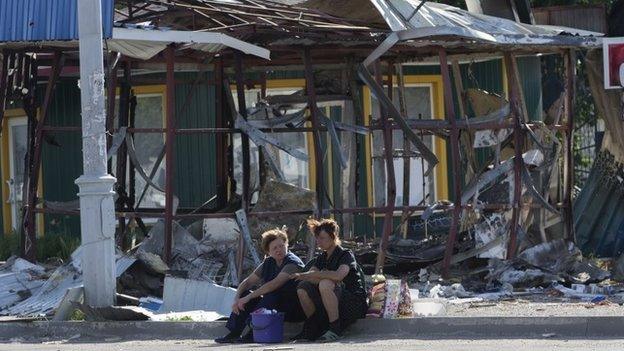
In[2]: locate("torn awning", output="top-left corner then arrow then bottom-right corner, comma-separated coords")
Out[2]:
107,27 -> 270,61
365,1 -> 602,65
0,27 -> 270,61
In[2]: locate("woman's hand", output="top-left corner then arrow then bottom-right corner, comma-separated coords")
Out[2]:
291,272 -> 313,282
237,295 -> 251,311
231,298 -> 241,315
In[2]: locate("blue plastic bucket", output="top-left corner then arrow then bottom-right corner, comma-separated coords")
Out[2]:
250,311 -> 285,343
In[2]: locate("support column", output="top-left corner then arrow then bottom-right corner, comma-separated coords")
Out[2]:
303,48 -> 325,218
234,53 -> 249,276
503,52 -> 525,259
215,58 -> 227,208
374,61 -> 396,274
563,49 -> 576,241
439,48 -> 462,278
304,49 -> 326,263
76,0 -> 117,307
0,50 -> 8,133
115,64 -> 131,248
164,45 -> 176,264
24,52 -> 62,262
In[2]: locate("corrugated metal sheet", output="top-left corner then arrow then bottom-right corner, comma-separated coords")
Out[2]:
574,151 -> 624,258
533,5 -> 607,34
159,276 -> 236,316
42,80 -> 83,236
1,251 -> 135,317
516,56 -> 543,121
0,258 -> 47,310
0,0 -> 113,42
174,72 -> 218,211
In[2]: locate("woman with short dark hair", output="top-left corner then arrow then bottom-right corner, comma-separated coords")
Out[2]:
215,228 -> 305,343
292,219 -> 368,342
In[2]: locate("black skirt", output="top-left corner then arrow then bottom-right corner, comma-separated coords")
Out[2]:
298,281 -> 367,327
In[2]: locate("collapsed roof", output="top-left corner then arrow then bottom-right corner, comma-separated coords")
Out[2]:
0,0 -> 603,64
363,0 -> 603,64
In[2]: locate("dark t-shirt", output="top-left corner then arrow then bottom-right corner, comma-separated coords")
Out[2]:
311,245 -> 366,298
252,252 -> 304,284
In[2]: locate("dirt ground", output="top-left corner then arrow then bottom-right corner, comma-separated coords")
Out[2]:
439,293 -> 624,317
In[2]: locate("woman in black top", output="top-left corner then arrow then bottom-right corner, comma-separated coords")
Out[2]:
215,228 -> 305,343
292,219 -> 367,342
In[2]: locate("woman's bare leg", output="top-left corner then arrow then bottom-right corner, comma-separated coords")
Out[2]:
318,279 -> 339,323
297,288 -> 316,318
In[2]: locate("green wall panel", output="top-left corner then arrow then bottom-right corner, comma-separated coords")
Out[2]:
42,80 -> 83,236
173,72 -> 217,211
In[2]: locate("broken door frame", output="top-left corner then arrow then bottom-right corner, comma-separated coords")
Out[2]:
1,108 -> 44,236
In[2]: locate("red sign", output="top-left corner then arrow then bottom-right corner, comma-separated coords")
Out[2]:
604,38 -> 624,89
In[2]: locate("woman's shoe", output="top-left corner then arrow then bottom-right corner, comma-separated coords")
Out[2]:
214,331 -> 241,344
290,314 -> 322,341
317,330 -> 341,343
237,330 -> 254,343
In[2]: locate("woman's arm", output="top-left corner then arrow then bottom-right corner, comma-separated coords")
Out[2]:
240,272 -> 291,302
293,265 -> 349,283
235,273 -> 261,299
232,273 -> 261,314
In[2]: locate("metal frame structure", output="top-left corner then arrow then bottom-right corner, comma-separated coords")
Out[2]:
0,0 -> 585,279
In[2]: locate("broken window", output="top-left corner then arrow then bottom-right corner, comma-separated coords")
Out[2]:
113,92 -> 165,215
132,94 -> 166,209
7,117 -> 28,230
370,84 -> 436,207
232,86 -> 310,201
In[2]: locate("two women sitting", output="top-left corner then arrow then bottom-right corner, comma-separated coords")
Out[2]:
215,218 -> 367,343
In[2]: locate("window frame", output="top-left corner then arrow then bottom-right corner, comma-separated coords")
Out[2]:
362,74 -> 448,216
229,79 -> 317,196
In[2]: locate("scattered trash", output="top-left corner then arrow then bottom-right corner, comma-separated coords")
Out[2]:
412,299 -> 447,317
138,296 -> 163,312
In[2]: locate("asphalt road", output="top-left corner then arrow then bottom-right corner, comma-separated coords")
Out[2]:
2,338 -> 624,351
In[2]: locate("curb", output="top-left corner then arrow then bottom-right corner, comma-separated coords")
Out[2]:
2,317 -> 624,342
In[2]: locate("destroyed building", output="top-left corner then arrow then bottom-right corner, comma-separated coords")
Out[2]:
0,0 -> 621,319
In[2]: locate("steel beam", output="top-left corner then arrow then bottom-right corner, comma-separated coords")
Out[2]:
563,49 -> 576,241
234,53 -> 249,278
439,48 -> 462,278
374,61 -> 396,274
503,52 -> 525,259
164,45 -> 176,264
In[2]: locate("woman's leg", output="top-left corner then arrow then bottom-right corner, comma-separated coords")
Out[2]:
224,290 -> 260,334
278,284 -> 306,322
318,279 -> 340,324
293,281 -> 325,340
217,290 -> 259,343
316,280 -> 346,341
296,281 -> 318,318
